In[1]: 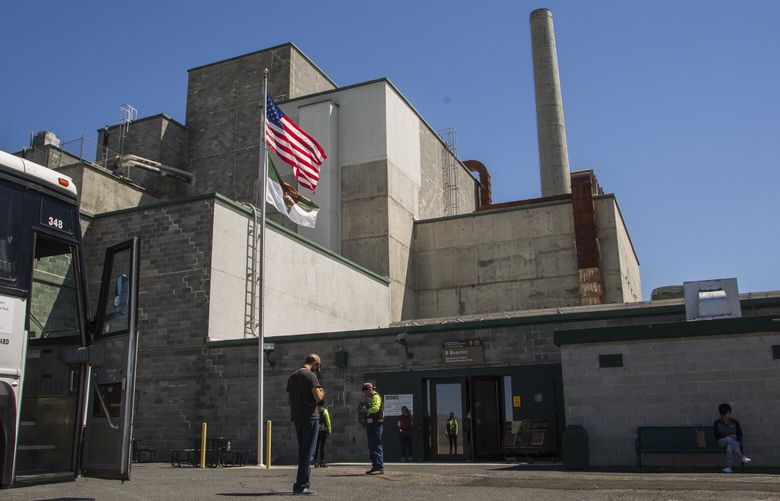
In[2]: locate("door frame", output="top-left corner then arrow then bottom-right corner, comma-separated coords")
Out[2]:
428,377 -> 468,461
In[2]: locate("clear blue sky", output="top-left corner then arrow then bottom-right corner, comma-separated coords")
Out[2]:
2,0 -> 778,300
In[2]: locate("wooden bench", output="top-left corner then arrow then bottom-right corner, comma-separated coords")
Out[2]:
636,426 -> 735,469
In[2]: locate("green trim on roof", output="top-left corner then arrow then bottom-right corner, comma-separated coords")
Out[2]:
553,315 -> 780,346
206,296 -> 780,348
91,192 -> 216,219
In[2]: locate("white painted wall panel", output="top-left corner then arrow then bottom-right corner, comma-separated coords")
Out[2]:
209,202 -> 390,340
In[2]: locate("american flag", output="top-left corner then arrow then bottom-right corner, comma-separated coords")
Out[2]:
265,95 -> 327,192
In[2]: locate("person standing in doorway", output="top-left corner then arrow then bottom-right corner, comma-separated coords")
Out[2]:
313,400 -> 331,468
397,405 -> 413,462
362,382 -> 384,474
446,412 -> 459,455
714,403 -> 751,473
286,354 -> 325,495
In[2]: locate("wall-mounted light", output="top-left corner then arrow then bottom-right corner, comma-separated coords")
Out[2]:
335,347 -> 348,368
263,342 -> 276,368
395,332 -> 413,359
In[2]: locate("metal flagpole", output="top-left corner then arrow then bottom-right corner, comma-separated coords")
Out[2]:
257,68 -> 270,468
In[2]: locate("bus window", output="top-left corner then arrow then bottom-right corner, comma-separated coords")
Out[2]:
0,184 -> 20,281
29,234 -> 80,340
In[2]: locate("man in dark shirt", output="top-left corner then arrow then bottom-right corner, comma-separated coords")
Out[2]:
713,402 -> 751,473
286,354 -> 325,495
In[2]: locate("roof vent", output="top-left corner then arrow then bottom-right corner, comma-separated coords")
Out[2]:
684,278 -> 741,321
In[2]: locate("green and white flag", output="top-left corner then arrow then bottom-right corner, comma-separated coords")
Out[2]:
266,157 -> 319,228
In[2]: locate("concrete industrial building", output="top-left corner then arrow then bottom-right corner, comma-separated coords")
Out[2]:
13,9 -> 780,468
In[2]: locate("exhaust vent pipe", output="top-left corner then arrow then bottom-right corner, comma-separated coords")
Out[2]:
530,8 -> 571,197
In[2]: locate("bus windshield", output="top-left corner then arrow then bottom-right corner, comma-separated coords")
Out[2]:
0,183 -> 21,281
29,234 -> 81,340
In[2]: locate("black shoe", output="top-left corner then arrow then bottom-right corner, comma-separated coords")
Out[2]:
366,468 -> 384,475
293,487 -> 317,495
320,463 -> 328,468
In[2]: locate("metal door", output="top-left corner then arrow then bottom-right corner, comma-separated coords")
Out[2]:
80,238 -> 140,480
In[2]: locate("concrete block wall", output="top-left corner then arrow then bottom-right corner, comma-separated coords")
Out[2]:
197,302 -> 699,464
184,44 -> 335,204
96,115 -> 187,198
206,318 -> 567,464
81,197 -> 216,454
414,200 -> 581,317
561,331 -> 780,467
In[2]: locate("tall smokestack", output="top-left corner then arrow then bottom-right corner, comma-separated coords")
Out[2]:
530,8 -> 571,197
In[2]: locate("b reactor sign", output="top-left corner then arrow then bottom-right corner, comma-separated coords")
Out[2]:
442,340 -> 484,366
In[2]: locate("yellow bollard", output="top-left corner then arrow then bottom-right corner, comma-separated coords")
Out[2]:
265,420 -> 272,469
200,422 -> 207,469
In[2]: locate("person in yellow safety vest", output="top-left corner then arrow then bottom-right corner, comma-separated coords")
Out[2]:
313,400 -> 331,468
446,412 -> 459,455
362,382 -> 384,474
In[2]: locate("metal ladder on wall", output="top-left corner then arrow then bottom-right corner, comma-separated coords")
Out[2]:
244,204 -> 260,338
438,128 -> 460,216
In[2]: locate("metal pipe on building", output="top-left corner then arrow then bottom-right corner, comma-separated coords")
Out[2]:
530,8 -> 572,197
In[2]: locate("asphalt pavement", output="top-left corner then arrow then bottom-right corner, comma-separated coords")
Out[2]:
3,463 -> 780,500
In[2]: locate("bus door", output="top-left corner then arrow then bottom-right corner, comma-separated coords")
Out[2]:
15,230 -> 86,483
80,238 -> 140,480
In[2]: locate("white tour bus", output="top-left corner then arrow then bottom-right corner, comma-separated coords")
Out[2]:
0,149 -> 139,487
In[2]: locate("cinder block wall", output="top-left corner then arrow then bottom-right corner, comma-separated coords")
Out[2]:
184,44 -> 335,204
96,115 -> 187,198
118,302 -> 688,463
561,330 -> 780,466
82,197 -> 217,453
208,321 -> 566,465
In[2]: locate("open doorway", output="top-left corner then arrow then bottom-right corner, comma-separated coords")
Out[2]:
427,376 -> 505,461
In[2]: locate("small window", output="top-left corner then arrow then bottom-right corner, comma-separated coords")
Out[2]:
599,354 -> 624,368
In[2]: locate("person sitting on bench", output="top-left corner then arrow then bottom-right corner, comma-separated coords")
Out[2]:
713,403 -> 751,473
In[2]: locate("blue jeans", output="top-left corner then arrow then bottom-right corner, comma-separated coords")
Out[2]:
293,419 -> 320,491
366,422 -> 384,469
718,436 -> 742,465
